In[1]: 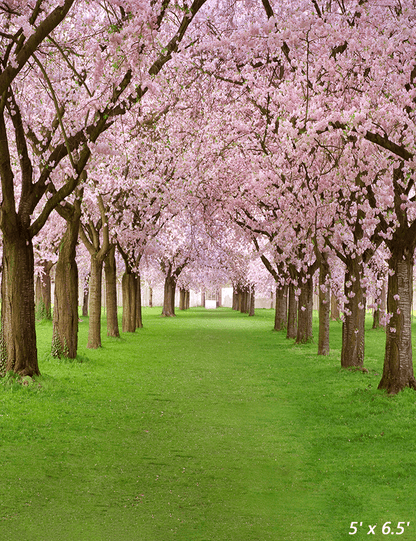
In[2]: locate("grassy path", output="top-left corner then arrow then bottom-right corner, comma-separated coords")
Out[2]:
1,308 -> 416,540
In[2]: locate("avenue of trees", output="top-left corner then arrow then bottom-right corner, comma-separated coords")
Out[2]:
1,0 -> 416,394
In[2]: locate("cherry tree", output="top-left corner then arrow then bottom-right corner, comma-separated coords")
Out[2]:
191,0 -> 416,392
292,0 -> 416,392
0,0 -> 212,375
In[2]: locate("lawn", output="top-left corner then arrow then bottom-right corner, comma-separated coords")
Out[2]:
0,307 -> 415,540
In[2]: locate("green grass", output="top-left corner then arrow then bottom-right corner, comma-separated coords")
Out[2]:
0,307 -> 415,540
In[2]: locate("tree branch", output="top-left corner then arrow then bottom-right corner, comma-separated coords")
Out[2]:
0,0 -> 76,96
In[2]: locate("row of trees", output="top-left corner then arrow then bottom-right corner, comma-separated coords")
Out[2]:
1,0 -> 416,394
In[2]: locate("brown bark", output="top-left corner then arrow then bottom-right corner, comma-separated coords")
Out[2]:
35,260 -> 53,320
52,206 -> 80,359
232,287 -> 239,310
122,272 -> 136,333
274,285 -> 287,330
201,290 -> 206,308
104,245 -> 120,338
179,288 -> 187,310
216,289 -> 221,308
286,282 -> 297,339
238,288 -> 244,312
160,257 -> 188,316
373,278 -> 386,329
1,229 -> 39,376
135,275 -> 143,329
82,274 -> 89,317
318,256 -> 330,356
341,257 -> 366,368
149,286 -> 153,308
380,277 -> 387,314
79,195 -> 111,350
330,292 -> 340,321
372,307 -> 380,330
162,276 -> 177,317
240,286 -> 250,314
179,288 -> 191,310
249,285 -> 255,316
88,256 -> 103,349
378,248 -> 416,394
296,274 -> 314,344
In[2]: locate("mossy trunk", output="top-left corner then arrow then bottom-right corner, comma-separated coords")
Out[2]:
52,210 -> 80,359
378,249 -> 416,394
104,246 -> 120,338
1,228 -> 39,376
341,257 -> 366,368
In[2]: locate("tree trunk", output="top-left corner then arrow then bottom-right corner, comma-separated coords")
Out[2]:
330,292 -> 340,321
35,261 -> 53,320
296,274 -> 314,344
378,249 -> 416,394
232,287 -> 239,310
318,256 -> 330,356
136,275 -> 143,329
238,288 -> 243,311
82,274 -> 89,317
186,290 -> 190,310
373,278 -> 387,329
341,257 -> 366,368
249,285 -> 255,316
104,246 -> 120,338
286,282 -> 297,339
149,286 -> 153,308
87,257 -> 103,349
245,289 -> 250,312
201,290 -> 205,308
240,286 -> 249,314
372,307 -> 380,329
274,285 -> 287,330
162,276 -> 176,317
179,288 -> 186,310
122,272 -> 137,332
1,229 -> 39,376
380,277 -> 387,314
52,210 -> 80,359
